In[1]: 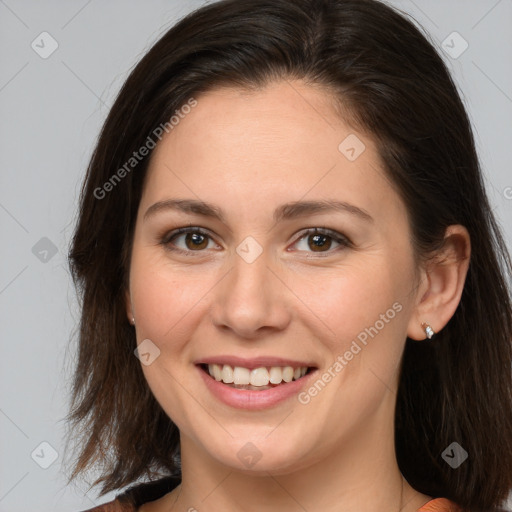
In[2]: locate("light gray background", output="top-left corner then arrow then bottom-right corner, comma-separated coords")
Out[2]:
0,1 -> 511,511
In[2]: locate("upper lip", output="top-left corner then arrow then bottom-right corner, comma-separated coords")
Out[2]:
195,355 -> 316,370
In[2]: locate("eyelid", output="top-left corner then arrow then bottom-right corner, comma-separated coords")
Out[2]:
160,226 -> 352,256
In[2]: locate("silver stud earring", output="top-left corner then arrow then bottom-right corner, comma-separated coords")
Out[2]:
131,317 -> 135,326
421,322 -> 435,340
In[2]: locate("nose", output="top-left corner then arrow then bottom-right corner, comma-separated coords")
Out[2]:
210,248 -> 291,339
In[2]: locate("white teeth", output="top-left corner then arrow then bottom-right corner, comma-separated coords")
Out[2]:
209,364 -> 222,381
221,364 -> 234,383
250,367 -> 270,386
233,366 -> 250,385
269,367 -> 283,384
282,367 -> 294,382
206,364 -> 308,387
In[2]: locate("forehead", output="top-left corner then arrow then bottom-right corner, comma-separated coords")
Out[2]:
140,80 -> 402,227
152,80 -> 355,173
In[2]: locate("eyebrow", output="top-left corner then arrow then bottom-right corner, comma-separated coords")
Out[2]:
143,198 -> 373,224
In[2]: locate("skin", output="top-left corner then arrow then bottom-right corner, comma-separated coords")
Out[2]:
126,79 -> 470,512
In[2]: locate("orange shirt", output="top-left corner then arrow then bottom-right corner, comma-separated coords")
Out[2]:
418,498 -> 462,511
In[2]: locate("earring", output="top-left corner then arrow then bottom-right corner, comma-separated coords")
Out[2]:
421,322 -> 435,340
131,317 -> 135,326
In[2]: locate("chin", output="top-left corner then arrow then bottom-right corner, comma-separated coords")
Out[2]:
198,431 -> 316,475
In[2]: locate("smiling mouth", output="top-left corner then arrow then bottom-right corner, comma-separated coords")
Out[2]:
199,363 -> 314,390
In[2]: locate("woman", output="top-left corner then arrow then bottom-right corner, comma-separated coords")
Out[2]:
65,0 -> 512,511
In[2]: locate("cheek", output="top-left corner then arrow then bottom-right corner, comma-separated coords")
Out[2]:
302,260 -> 412,417
128,249 -> 212,426
129,245 -> 214,343
294,259 -> 407,349
301,264 -> 410,424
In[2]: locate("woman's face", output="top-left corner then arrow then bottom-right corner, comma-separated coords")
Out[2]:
127,80 -> 423,474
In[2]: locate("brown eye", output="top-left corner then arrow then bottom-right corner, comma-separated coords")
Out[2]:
292,228 -> 350,255
307,233 -> 333,252
163,227 -> 216,254
183,232 -> 209,250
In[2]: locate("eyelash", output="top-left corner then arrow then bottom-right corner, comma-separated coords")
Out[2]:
160,226 -> 352,258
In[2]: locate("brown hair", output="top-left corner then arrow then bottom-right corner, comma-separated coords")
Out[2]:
65,0 -> 512,510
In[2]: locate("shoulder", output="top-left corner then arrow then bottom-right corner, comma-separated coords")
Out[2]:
79,475 -> 181,512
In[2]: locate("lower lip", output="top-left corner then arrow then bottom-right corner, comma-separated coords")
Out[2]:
197,365 -> 316,410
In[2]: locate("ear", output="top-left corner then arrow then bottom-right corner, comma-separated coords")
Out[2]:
407,225 -> 471,340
